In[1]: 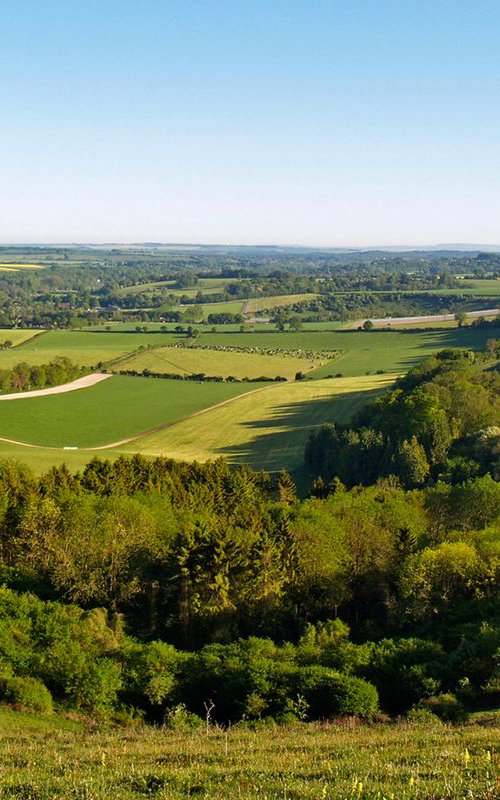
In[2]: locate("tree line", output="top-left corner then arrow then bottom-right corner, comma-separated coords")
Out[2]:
0,440 -> 500,723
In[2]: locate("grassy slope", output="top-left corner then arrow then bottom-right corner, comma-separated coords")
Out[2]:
3,326 -> 494,376
0,329 -> 41,347
117,346 -> 327,380
0,330 -> 180,369
125,375 -> 395,472
0,375 -> 257,448
245,293 -> 320,313
190,327 -> 496,376
0,710 -> 498,799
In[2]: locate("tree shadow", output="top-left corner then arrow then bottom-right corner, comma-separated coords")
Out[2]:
215,388 -> 382,472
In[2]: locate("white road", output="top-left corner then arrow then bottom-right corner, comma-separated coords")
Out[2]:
353,308 -> 500,328
0,372 -> 111,401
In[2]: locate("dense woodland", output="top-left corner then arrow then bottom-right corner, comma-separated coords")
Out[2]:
0,342 -> 499,725
0,247 -> 500,728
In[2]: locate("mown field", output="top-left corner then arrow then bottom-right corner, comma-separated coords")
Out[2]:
0,709 -> 498,799
0,330 -> 177,369
117,345 -> 329,380
2,326 -> 495,376
0,329 -> 41,347
188,326 -> 496,376
126,375 -> 394,471
245,293 -> 320,313
0,376 -> 257,449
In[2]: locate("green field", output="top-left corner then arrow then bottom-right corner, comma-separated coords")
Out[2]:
0,709 -> 498,799
0,375 -> 257,448
126,375 -> 394,471
245,292 -> 320,313
0,330 -> 180,369
174,326 -> 496,376
0,325 -> 496,377
117,345 -> 329,379
0,329 -> 41,347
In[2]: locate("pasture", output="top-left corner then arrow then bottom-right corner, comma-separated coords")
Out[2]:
0,329 -> 41,347
0,375 -> 257,449
0,330 -> 180,369
0,709 -> 498,799
126,375 -> 395,472
116,345 -> 329,380
184,326 -> 497,376
245,292 -> 320,313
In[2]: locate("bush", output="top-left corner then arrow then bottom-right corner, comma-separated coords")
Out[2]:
2,676 -> 53,714
406,707 -> 442,725
297,666 -> 378,719
163,703 -> 203,731
420,693 -> 468,723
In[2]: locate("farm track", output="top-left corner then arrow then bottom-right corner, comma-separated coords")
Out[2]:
0,381 -> 275,451
349,307 -> 500,329
0,373 -> 111,401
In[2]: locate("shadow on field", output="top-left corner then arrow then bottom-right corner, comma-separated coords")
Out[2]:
215,387 -> 383,473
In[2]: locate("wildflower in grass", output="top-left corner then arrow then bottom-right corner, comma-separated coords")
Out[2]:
464,748 -> 471,766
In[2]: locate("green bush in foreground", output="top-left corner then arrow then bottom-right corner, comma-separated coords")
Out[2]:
1,676 -> 53,714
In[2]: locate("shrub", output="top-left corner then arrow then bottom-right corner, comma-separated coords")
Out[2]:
163,703 -> 203,731
420,693 -> 468,723
297,666 -> 378,719
406,707 -> 442,726
2,676 -> 53,714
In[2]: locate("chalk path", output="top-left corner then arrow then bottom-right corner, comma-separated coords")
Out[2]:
0,372 -> 111,401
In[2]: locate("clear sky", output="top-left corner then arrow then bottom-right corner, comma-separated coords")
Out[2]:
1,0 -> 500,246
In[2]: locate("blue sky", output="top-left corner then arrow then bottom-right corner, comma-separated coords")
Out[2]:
1,1 -> 499,246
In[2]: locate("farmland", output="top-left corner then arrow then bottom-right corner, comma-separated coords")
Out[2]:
116,344 -> 329,379
245,292 -> 320,313
0,709 -> 498,800
0,375 -> 257,449
126,375 -> 394,471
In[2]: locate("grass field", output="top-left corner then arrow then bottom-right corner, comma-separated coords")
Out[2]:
126,375 -> 394,471
0,375 -> 257,449
0,709 -> 498,799
117,346 -> 329,380
0,329 -> 41,347
0,330 -> 180,369
1,326 -> 496,377
176,327 -> 496,377
245,293 -> 320,313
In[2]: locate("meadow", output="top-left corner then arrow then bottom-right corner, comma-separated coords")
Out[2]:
0,330 -> 179,369
0,329 -> 41,347
245,292 -> 320,313
116,345 -> 329,379
0,709 -> 498,799
0,375 -> 257,449
126,375 -> 394,472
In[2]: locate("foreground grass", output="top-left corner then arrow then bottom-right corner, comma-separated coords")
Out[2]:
126,375 -> 395,471
0,710 -> 499,799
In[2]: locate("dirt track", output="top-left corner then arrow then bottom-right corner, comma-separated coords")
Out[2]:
0,373 -> 111,401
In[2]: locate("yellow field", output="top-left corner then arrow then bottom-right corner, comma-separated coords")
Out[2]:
116,345 -> 329,379
0,263 -> 43,271
125,374 -> 396,471
245,293 -> 319,314
0,329 -> 42,347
